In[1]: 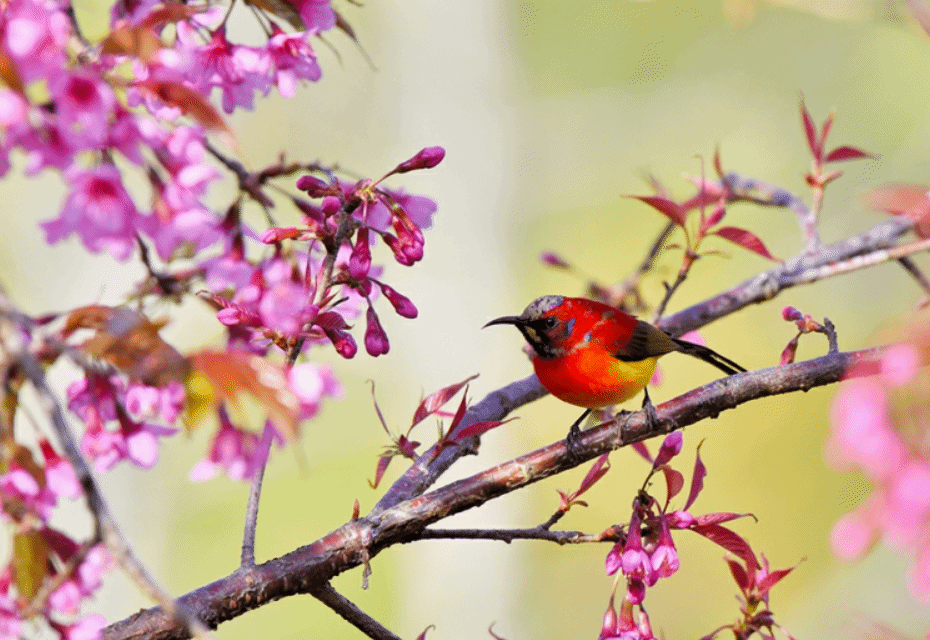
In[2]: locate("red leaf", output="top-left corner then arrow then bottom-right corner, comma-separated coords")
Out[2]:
189,351 -> 301,440
725,557 -> 751,592
799,96 -> 820,160
691,523 -> 759,570
368,455 -> 392,489
757,562 -> 800,596
629,195 -> 687,227
445,387 -> 470,434
714,226 -> 779,261
699,201 -> 726,236
662,466 -> 684,504
136,80 -> 233,137
825,145 -> 873,163
683,440 -> 707,511
692,512 -> 756,526
574,453 -> 612,499
452,417 -> 516,441
410,375 -> 478,429
631,441 -> 653,464
819,110 -> 835,155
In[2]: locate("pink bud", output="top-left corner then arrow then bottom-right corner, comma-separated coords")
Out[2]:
377,281 -> 418,318
321,196 -> 341,216
394,146 -> 446,174
217,307 -> 242,325
325,328 -> 357,358
541,252 -> 570,269
349,228 -> 372,280
782,306 -> 802,321
296,175 -> 331,197
260,226 -> 301,244
365,306 -> 390,356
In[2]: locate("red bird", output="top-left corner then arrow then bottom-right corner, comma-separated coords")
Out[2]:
484,295 -> 745,452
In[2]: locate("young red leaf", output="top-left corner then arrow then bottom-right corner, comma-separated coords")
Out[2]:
713,145 -> 725,180
445,388 -> 470,434
415,625 -> 436,640
725,557 -> 751,593
819,109 -> 835,155
692,512 -> 756,526
699,201 -> 726,236
368,455 -> 392,489
631,441 -> 653,464
825,145 -> 873,163
714,226 -> 779,261
574,453 -> 612,499
799,96 -> 820,160
683,440 -> 707,511
452,417 -> 516,441
661,466 -> 685,505
757,560 -> 802,596
690,523 -> 760,570
410,374 -> 478,429
628,195 -> 688,227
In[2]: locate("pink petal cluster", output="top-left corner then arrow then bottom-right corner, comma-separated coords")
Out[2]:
828,342 -> 930,601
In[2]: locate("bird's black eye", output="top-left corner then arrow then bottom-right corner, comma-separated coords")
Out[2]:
542,316 -> 558,329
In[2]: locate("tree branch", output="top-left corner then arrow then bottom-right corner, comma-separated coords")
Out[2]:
311,582 -> 403,640
103,345 -> 886,640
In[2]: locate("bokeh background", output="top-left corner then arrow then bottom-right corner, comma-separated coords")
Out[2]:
5,0 -> 930,638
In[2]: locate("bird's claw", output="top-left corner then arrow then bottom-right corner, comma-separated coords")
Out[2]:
565,423 -> 585,461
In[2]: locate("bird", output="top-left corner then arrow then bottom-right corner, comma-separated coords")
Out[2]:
484,295 -> 746,455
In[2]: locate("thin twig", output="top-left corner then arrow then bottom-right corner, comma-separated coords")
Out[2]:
240,427 -> 274,568
311,582 -> 402,640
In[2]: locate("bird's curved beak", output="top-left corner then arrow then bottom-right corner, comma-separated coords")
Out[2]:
482,314 -> 525,329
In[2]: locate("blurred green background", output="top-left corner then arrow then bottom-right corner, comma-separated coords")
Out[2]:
5,0 -> 930,638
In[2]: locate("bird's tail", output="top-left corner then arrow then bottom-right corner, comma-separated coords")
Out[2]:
672,338 -> 746,376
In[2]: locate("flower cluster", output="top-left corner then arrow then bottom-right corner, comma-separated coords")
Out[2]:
0,0 -> 335,264
598,433 -> 795,640
828,337 -> 930,601
0,439 -> 109,639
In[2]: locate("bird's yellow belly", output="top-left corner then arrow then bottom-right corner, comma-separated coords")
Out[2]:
533,349 -> 658,409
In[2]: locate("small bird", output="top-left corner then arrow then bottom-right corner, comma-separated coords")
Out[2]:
484,295 -> 746,454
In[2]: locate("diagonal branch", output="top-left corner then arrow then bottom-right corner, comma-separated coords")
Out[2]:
102,345 -> 886,640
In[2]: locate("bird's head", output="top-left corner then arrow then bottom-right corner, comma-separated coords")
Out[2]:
483,295 -> 576,359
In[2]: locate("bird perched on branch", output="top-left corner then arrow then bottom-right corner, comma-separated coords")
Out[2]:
484,295 -> 745,455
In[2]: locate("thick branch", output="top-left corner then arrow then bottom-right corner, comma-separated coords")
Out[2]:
375,216 -> 914,514
103,345 -> 883,640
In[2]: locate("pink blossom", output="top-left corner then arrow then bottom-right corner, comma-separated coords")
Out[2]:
259,281 -> 312,336
884,460 -> 930,548
1,0 -> 70,82
289,363 -> 343,420
650,517 -> 680,578
124,381 -> 185,425
41,165 -> 144,260
189,409 -> 282,482
289,0 -> 337,32
39,440 -> 82,500
267,28 -> 322,98
55,613 -> 106,640
831,504 -> 877,561
827,377 -> 904,481
51,69 -> 115,147
49,546 -> 109,615
0,464 -> 56,522
881,343 -> 920,387
21,118 -> 79,174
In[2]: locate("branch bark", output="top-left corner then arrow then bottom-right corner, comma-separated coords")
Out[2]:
103,345 -> 885,640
